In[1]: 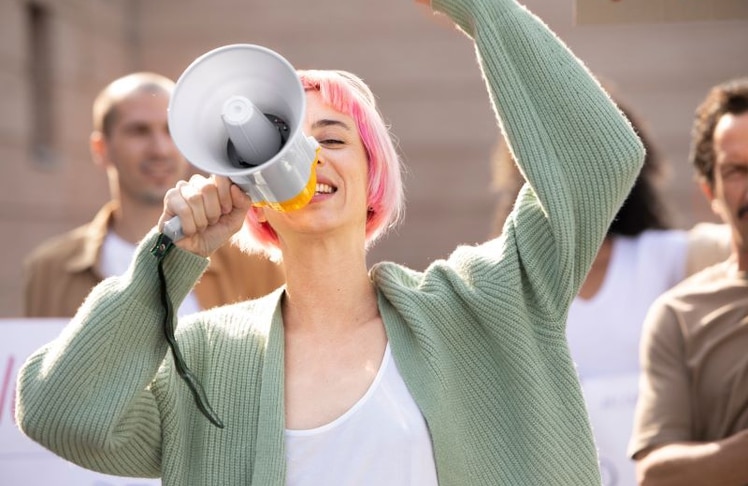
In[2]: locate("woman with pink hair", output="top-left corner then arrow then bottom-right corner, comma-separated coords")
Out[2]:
241,68 -> 405,262
17,0 -> 644,484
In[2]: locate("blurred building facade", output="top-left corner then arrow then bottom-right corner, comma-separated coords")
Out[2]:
1,0 -> 747,316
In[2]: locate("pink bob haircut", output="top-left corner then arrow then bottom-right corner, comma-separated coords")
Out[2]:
239,69 -> 405,260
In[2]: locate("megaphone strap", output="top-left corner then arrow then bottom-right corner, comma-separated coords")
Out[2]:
150,233 -> 225,429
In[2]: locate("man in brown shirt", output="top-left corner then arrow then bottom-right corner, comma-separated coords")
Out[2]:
629,78 -> 748,485
24,72 -> 284,317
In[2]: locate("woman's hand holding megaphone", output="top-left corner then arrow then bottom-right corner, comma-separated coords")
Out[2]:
158,174 -> 252,258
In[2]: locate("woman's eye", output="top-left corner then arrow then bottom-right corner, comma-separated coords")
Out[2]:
319,139 -> 344,146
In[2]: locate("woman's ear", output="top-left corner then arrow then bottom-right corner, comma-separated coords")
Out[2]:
251,205 -> 268,223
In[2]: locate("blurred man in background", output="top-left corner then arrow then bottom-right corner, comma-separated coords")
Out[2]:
24,72 -> 284,317
630,77 -> 748,486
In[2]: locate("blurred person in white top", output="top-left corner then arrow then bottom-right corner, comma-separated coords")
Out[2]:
489,96 -> 730,486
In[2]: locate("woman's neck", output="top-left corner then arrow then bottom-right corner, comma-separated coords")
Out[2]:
281,240 -> 378,334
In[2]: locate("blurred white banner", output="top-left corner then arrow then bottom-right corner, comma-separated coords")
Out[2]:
0,318 -> 160,486
582,373 -> 639,486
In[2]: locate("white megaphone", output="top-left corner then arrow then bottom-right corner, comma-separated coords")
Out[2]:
162,44 -> 319,241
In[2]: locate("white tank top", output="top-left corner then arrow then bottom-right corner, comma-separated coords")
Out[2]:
567,230 -> 689,378
285,344 -> 438,485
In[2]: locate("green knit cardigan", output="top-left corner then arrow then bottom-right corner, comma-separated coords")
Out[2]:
16,0 -> 645,484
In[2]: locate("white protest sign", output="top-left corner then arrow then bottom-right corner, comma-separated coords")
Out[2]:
581,373 -> 640,486
0,318 -> 160,486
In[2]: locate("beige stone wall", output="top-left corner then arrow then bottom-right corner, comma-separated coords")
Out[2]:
1,0 -> 746,316
0,0 -> 135,315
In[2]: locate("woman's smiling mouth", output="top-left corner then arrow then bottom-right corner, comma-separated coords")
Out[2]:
315,183 -> 336,195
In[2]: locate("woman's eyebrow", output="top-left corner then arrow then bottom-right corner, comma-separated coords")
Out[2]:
311,118 -> 351,131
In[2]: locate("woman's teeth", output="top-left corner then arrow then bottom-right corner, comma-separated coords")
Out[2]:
316,183 -> 335,194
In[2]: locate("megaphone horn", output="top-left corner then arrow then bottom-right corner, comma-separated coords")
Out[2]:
163,44 -> 320,241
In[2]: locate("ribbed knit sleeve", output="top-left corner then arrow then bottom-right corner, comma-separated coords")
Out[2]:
432,0 -> 645,316
371,1 -> 645,485
15,229 -> 209,477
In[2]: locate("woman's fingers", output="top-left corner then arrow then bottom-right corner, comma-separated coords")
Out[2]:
215,175 -> 236,216
228,179 -> 253,213
161,180 -> 193,235
179,176 -> 209,231
162,175 -> 221,235
159,174 -> 253,256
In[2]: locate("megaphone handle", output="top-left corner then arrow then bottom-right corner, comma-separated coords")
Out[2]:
162,216 -> 185,242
